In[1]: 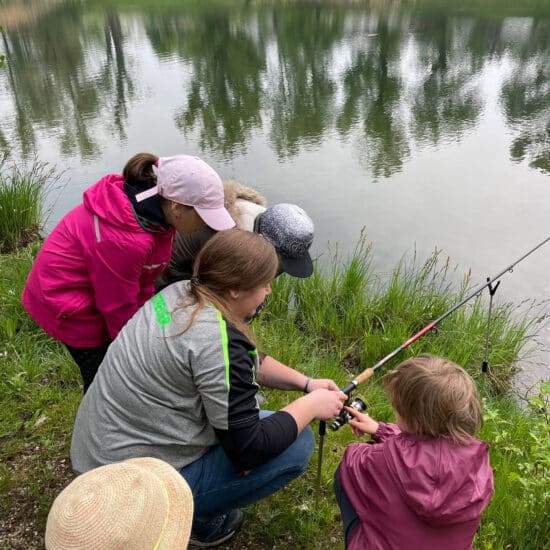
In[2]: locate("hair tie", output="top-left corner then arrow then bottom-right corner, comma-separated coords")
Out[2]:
190,276 -> 200,287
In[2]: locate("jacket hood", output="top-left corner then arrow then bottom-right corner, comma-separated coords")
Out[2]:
83,174 -> 142,232
384,435 -> 494,526
223,180 -> 267,231
223,179 -> 267,210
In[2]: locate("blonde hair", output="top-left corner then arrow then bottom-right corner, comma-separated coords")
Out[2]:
383,354 -> 482,445
180,228 -> 278,339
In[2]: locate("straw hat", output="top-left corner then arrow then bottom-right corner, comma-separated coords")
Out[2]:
45,457 -> 194,549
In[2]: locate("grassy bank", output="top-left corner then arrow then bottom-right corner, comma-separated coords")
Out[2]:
1,238 -> 549,549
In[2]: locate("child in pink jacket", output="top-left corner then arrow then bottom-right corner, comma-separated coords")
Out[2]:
334,354 -> 494,550
22,153 -> 234,392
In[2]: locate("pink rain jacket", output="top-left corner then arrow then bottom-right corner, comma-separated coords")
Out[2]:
340,423 -> 494,550
22,174 -> 174,348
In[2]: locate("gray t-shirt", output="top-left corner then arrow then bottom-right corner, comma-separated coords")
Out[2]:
70,281 -> 258,473
71,279 -> 298,474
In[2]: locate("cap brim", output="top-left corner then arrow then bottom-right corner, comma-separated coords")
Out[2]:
279,252 -> 313,278
194,206 -> 236,231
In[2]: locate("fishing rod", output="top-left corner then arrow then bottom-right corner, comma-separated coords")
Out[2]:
337,235 -> 549,402
315,235 -> 550,500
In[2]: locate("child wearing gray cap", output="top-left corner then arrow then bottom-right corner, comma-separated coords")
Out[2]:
255,202 -> 314,278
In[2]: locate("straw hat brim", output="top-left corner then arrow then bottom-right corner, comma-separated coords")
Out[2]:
128,457 -> 194,548
45,457 -> 193,550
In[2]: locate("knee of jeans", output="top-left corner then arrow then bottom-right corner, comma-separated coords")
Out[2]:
293,426 -> 315,472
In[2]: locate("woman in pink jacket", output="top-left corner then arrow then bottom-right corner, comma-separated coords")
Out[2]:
334,354 -> 494,550
22,153 -> 234,392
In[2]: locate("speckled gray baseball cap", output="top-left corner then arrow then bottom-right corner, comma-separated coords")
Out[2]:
256,203 -> 314,278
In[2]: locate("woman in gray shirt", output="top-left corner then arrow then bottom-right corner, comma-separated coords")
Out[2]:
71,228 -> 345,547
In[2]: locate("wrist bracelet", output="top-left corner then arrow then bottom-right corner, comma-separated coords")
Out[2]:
303,377 -> 311,393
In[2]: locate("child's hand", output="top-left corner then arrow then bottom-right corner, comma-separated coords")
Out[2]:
346,406 -> 379,437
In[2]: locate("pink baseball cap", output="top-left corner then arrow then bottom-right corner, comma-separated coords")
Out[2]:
135,155 -> 235,231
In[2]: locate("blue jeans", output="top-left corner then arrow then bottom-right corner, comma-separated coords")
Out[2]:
334,464 -> 360,548
180,411 -> 315,520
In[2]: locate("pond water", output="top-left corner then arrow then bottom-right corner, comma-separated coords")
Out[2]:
1,0 -> 549,389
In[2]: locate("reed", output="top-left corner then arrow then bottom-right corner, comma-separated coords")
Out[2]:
263,234 -> 538,395
0,159 -> 57,253
476,389 -> 550,549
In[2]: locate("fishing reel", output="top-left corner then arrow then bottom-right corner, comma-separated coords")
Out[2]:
329,397 -> 366,431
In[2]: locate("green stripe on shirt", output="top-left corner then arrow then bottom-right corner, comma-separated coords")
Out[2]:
216,310 -> 231,392
151,293 -> 171,327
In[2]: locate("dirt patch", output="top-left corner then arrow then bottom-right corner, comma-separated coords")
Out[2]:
0,443 -> 75,550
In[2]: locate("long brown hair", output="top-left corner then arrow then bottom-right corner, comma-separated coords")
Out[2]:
383,354 -> 482,445
123,153 -> 158,188
179,229 -> 278,340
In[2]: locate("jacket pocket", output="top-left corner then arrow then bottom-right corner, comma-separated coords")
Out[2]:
55,295 -> 91,320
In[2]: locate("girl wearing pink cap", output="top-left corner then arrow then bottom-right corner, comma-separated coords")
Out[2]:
22,152 -> 234,392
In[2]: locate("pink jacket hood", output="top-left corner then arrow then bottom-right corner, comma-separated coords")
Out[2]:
383,434 -> 493,526
83,174 -> 143,231
340,423 -> 494,550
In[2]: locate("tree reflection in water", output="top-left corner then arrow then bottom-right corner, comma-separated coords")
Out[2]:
147,13 -> 265,157
0,4 -> 135,160
0,1 -> 548,178
500,18 -> 550,173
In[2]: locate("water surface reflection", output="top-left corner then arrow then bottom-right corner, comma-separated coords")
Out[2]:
1,2 -> 548,176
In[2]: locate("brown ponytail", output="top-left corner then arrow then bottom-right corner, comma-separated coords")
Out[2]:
123,153 -> 159,187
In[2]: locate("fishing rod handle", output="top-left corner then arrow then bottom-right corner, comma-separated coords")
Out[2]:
356,367 -> 375,385
341,368 -> 375,396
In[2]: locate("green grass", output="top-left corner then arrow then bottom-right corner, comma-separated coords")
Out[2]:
0,159 -> 57,254
0,235 -> 549,549
86,0 -> 550,17
477,389 -> 550,549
